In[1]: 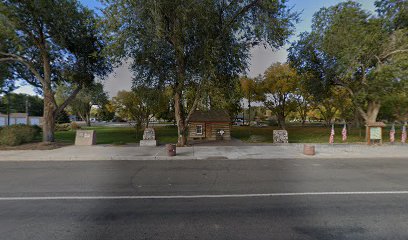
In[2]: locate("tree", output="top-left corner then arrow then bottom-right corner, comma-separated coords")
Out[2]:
192,78 -> 241,120
112,91 -> 148,138
0,93 -> 43,116
55,110 -> 70,124
112,89 -> 159,139
111,88 -> 168,137
69,83 -> 109,126
0,1 -> 111,142
261,63 -> 298,129
97,100 -> 116,122
378,92 -> 408,122
289,1 -> 408,124
293,74 -> 314,126
152,86 -> 174,122
375,0 -> 408,30
239,76 -> 262,125
102,0 -> 298,146
312,86 -> 352,126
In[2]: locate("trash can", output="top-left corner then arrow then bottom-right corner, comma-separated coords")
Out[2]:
166,144 -> 176,157
303,144 -> 315,156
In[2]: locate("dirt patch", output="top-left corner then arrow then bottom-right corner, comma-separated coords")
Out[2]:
0,142 -> 72,151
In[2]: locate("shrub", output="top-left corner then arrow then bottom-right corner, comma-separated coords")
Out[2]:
55,123 -> 71,132
31,125 -> 42,133
0,125 -> 41,146
55,122 -> 81,132
70,122 -> 81,130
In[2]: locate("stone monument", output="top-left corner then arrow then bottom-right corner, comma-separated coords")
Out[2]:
140,127 -> 157,146
75,130 -> 96,146
273,130 -> 288,143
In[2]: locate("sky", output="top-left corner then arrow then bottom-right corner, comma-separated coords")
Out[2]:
14,0 -> 377,97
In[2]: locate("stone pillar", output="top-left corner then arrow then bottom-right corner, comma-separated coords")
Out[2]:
273,130 -> 288,143
140,128 -> 157,146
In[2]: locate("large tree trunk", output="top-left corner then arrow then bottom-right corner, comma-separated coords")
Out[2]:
357,101 -> 381,124
301,118 -> 306,127
85,114 -> 91,127
299,103 -> 308,127
41,48 -> 57,143
365,101 -> 381,124
277,113 -> 286,130
42,89 -> 57,143
174,91 -> 187,146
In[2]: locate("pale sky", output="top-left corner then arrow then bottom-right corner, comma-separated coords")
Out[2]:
14,0 -> 376,97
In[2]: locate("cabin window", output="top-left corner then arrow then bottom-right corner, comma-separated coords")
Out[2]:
196,125 -> 203,135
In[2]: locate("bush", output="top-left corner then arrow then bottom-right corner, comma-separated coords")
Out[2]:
0,125 -> 41,146
70,122 -> 81,130
55,122 -> 81,132
31,125 -> 42,134
55,123 -> 71,132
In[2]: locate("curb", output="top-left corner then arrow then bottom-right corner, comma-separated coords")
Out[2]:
0,154 -> 407,161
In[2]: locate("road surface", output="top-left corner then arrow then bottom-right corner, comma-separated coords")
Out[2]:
1,158 -> 408,239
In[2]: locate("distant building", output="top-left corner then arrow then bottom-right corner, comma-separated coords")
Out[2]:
0,113 -> 42,126
188,110 -> 231,142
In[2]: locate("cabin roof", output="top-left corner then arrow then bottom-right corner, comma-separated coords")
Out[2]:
189,110 -> 230,122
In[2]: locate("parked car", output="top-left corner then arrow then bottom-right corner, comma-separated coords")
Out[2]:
233,119 -> 244,126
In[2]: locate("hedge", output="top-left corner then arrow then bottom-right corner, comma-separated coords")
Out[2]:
0,125 -> 41,146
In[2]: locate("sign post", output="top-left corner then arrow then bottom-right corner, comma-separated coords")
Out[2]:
366,122 -> 385,145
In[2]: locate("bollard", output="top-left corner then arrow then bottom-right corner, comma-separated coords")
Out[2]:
303,144 -> 315,156
166,144 -> 176,157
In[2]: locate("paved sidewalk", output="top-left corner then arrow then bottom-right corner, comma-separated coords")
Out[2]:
0,143 -> 407,161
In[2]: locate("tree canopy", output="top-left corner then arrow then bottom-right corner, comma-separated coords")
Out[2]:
0,0 -> 111,141
289,1 -> 408,124
260,62 -> 298,129
102,0 -> 298,145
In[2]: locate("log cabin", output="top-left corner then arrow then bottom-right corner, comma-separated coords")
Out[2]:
188,110 -> 231,142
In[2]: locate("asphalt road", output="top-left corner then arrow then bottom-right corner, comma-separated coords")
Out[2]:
1,158 -> 408,239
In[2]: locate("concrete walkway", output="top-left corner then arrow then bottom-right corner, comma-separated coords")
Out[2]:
0,143 -> 407,161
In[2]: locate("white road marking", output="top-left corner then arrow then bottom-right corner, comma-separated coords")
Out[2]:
1,191 -> 408,201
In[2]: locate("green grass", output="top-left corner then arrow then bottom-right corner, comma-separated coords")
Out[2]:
55,124 -> 401,145
232,125 -> 400,143
55,126 -> 178,145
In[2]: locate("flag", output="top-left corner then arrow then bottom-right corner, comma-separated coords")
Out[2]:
342,123 -> 347,142
402,124 -> 407,144
390,124 -> 395,143
329,124 -> 335,144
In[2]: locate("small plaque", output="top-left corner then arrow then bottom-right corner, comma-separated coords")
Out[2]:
75,130 -> 96,145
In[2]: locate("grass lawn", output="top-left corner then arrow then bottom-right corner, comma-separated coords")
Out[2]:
55,126 -> 178,145
232,125 -> 399,143
55,124 -> 400,145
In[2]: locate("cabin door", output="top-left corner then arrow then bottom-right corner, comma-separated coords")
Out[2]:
205,123 -> 212,139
